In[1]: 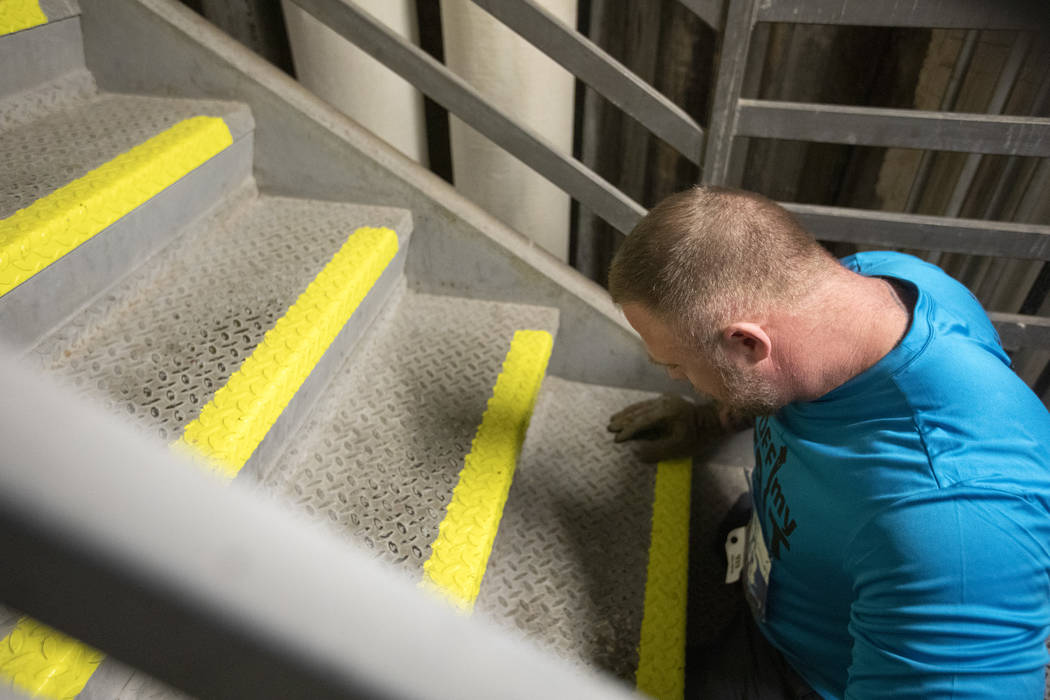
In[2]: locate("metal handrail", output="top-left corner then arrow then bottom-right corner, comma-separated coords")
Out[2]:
0,355 -> 640,700
284,0 -> 1050,349
755,0 -> 1045,28
290,0 -> 647,235
702,0 -> 1050,351
469,0 -> 706,164
735,100 -> 1050,157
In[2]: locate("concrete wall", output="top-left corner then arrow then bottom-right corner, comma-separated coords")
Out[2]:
441,0 -> 577,262
281,0 -> 428,165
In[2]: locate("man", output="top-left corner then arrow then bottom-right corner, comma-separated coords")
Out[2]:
606,186 -> 1050,699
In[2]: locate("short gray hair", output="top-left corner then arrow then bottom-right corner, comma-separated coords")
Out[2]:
608,186 -> 835,346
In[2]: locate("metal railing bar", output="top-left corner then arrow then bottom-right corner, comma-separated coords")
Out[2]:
470,0 -> 706,165
783,202 -> 1050,261
755,0 -> 1044,29
290,0 -> 645,235
701,0 -> 759,185
988,311 -> 1050,351
737,99 -> 1050,157
675,0 -> 724,30
0,357 -> 640,700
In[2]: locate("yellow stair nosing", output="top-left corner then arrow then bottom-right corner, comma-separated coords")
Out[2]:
0,0 -> 48,36
0,617 -> 105,700
636,458 -> 692,700
177,225 -> 401,480
0,115 -> 235,298
422,329 -> 554,611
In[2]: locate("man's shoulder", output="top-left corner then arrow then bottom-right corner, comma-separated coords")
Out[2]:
840,250 -> 936,279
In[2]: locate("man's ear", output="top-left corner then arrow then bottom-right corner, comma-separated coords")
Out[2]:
721,322 -> 772,366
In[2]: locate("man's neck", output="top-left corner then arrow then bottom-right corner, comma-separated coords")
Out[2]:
782,272 -> 913,402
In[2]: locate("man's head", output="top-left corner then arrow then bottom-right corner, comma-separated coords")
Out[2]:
609,186 -> 837,414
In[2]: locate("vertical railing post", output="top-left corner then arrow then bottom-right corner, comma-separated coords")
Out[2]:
701,0 -> 758,186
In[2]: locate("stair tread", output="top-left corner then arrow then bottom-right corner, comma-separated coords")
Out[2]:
476,375 -> 660,682
261,291 -> 559,580
29,193 -> 412,445
0,91 -> 251,219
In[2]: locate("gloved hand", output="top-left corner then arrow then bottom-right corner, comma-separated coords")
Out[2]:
607,394 -> 724,463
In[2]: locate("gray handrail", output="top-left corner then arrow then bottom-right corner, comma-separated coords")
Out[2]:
470,0 -> 706,164
0,355 -> 641,700
701,0 -> 758,185
784,203 -> 1050,261
988,311 -> 1050,351
755,0 -> 1044,28
289,0 -> 645,235
736,99 -> 1050,157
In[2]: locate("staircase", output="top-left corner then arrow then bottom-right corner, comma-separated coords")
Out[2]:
0,1 -> 710,698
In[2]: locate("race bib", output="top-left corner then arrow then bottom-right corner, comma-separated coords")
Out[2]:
724,525 -> 747,584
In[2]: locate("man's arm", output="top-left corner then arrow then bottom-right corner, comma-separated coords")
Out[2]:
607,395 -> 754,462
843,489 -> 1050,699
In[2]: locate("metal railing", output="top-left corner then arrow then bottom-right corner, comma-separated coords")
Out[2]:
3,3 -> 1050,698
290,0 -> 1050,357
0,355 -> 639,699
701,0 -> 1050,360
289,0 -> 723,236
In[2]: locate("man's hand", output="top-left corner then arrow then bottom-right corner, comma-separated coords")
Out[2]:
607,394 -> 726,463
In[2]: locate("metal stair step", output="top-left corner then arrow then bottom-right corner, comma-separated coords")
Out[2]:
7,193 -> 412,700
55,291 -> 556,700
0,92 -> 253,220
29,192 -> 411,459
260,291 -> 560,582
0,92 -> 255,350
475,376 -> 671,684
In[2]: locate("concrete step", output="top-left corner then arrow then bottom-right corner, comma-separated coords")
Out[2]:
2,193 -> 412,699
30,192 -> 411,471
0,91 -> 254,350
476,377 -> 686,690
259,291 -> 560,579
67,291 -> 558,700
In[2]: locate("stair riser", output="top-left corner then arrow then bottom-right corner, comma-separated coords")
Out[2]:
1,134 -> 253,353
243,245 -> 409,485
0,607 -> 16,643
0,16 -> 83,100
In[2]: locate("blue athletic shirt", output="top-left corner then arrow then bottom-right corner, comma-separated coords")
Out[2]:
750,251 -> 1050,699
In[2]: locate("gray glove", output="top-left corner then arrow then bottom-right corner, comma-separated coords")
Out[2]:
606,394 -> 724,463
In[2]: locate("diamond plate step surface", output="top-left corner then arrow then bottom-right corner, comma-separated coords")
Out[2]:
0,91 -> 252,219
474,376 -> 660,683
261,292 -> 560,580
28,193 -> 412,446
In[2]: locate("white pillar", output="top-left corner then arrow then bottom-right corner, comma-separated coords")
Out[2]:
281,0 -> 428,165
440,0 -> 577,262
